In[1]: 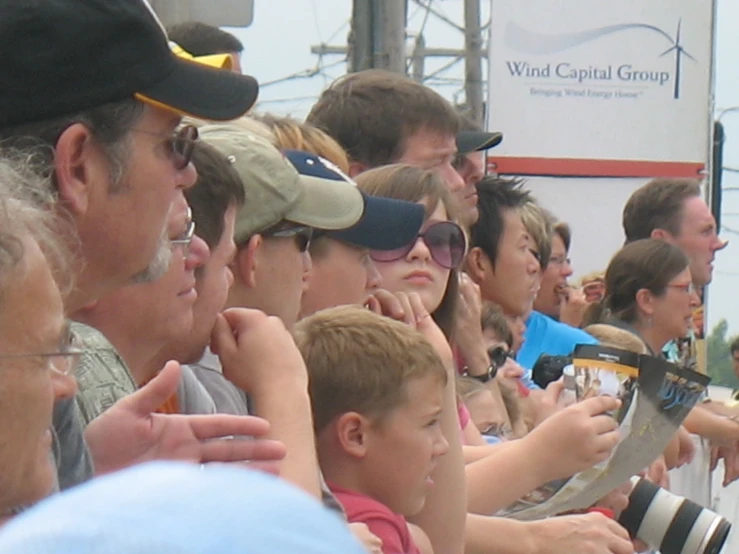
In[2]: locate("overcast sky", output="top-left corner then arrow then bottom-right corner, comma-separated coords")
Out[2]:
227,0 -> 739,335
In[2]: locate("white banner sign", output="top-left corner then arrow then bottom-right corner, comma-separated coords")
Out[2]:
487,0 -> 715,177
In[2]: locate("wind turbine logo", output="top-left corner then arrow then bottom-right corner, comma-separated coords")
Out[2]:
660,19 -> 694,99
505,18 -> 697,100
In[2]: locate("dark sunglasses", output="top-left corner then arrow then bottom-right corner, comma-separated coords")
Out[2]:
263,225 -> 313,252
168,125 -> 199,170
488,345 -> 513,370
370,221 -> 467,269
132,125 -> 199,170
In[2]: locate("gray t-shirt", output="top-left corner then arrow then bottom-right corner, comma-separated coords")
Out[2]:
53,398 -> 94,491
186,348 -> 345,516
187,348 -> 249,416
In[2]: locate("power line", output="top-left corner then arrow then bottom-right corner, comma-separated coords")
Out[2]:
407,0 -> 434,74
310,0 -> 324,42
258,58 -> 345,88
411,0 -> 464,32
423,54 -> 463,83
720,225 -> 739,236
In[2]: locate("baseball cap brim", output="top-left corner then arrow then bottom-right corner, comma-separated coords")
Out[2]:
170,41 -> 234,71
330,194 -> 425,251
134,56 -> 258,121
287,173 -> 364,231
457,131 -> 503,154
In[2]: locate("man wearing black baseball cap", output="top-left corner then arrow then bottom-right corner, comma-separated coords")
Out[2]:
0,0 -> 259,308
454,115 -> 503,225
0,0 -> 265,499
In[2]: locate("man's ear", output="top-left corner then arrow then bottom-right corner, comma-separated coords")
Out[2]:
465,246 -> 491,284
650,228 -> 674,243
53,123 -> 108,217
335,412 -> 372,459
347,161 -> 369,178
233,235 -> 262,289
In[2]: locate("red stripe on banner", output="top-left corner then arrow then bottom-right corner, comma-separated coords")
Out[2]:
489,157 -> 705,178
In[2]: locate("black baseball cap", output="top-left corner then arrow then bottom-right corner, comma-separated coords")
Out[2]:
0,0 -> 259,128
456,131 -> 504,154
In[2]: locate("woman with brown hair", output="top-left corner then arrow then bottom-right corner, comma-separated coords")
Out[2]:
355,164 -> 465,340
597,238 -> 700,356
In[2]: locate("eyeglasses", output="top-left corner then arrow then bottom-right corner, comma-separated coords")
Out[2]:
0,338 -> 85,376
370,221 -> 467,269
263,224 -> 313,253
549,255 -> 571,266
481,422 -> 514,439
667,282 -> 696,295
488,345 -> 513,371
132,125 -> 198,170
171,208 -> 195,254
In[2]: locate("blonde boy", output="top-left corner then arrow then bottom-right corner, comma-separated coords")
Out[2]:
294,306 -> 449,554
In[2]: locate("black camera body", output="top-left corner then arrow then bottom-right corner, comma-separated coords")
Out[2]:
531,354 -> 572,389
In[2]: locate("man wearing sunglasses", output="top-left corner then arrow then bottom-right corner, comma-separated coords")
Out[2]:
0,0 -> 275,499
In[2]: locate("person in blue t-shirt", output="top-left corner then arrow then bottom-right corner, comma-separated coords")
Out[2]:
517,309 -> 599,370
514,202 -> 599,371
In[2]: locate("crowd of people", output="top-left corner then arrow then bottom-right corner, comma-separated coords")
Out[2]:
0,2 -> 737,553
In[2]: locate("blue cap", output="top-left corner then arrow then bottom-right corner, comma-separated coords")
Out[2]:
283,150 -> 425,250
330,193 -> 425,250
0,462 -> 366,554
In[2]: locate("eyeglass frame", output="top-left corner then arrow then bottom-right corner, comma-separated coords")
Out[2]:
488,345 -> 513,371
171,207 -> 196,253
666,282 -> 697,295
131,124 -> 199,170
369,220 -> 467,270
0,345 -> 85,376
548,254 -> 572,267
261,223 -> 313,253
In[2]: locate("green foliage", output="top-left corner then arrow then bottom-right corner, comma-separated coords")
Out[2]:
706,318 -> 739,388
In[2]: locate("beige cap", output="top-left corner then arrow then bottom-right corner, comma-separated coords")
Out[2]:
198,123 -> 364,243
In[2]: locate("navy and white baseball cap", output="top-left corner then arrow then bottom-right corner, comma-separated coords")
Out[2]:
283,150 -> 425,251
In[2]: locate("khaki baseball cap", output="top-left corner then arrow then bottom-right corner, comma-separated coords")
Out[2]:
198,123 -> 364,243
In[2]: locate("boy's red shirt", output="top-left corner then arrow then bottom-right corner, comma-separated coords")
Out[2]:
328,482 -> 421,554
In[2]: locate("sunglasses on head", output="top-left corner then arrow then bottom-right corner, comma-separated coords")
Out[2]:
263,224 -> 313,252
370,220 -> 467,269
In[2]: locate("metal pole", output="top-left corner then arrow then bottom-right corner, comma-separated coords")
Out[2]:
374,0 -> 406,73
464,0 -> 484,125
411,34 -> 426,82
349,0 -> 374,72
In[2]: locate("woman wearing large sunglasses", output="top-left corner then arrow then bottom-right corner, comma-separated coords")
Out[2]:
355,164 -> 466,340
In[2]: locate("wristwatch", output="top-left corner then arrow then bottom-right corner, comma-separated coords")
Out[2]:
463,364 -> 497,383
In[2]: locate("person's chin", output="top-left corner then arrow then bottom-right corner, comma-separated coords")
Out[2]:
464,205 -> 479,226
24,441 -> 57,506
405,489 -> 429,517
